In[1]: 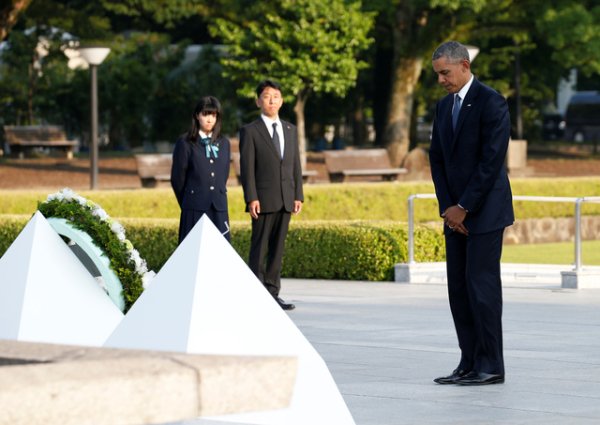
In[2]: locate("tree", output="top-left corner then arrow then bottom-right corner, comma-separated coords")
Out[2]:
0,0 -> 117,126
367,0 -> 491,166
100,0 -> 208,28
150,44 -> 242,141
368,0 -> 600,165
0,0 -> 32,41
458,0 -> 600,140
208,0 -> 374,165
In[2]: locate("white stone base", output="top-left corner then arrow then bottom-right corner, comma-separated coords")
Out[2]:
395,262 -> 600,288
395,262 -> 447,284
561,270 -> 600,289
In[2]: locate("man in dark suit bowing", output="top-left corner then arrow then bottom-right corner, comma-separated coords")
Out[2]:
240,80 -> 304,310
429,41 -> 514,386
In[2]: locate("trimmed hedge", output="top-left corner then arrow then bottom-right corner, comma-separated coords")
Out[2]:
0,215 -> 28,260
0,215 -> 444,282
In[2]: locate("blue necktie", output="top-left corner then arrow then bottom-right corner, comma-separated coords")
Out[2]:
452,94 -> 462,130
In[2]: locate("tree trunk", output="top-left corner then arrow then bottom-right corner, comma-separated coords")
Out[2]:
0,0 -> 33,41
27,60 -> 35,124
514,49 -> 523,139
352,94 -> 366,146
293,90 -> 308,169
383,56 -> 423,166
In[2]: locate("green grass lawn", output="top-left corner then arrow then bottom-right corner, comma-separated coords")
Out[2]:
502,240 -> 600,265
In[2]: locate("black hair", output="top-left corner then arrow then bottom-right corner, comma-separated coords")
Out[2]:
255,79 -> 282,98
186,96 -> 222,143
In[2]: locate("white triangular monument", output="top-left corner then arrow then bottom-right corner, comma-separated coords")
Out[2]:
0,211 -> 123,346
105,215 -> 355,425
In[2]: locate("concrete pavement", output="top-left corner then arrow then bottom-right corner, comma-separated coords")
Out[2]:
280,279 -> 600,425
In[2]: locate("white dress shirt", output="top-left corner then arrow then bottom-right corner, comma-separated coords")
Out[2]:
261,114 -> 284,158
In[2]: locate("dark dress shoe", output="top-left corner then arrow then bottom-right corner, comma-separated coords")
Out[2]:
433,369 -> 470,384
456,371 -> 504,386
276,297 -> 295,310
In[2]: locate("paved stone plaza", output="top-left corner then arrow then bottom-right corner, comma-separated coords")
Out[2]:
185,278 -> 600,425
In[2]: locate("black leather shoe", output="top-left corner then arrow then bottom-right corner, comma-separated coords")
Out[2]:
456,372 -> 504,386
433,369 -> 470,384
276,297 -> 295,310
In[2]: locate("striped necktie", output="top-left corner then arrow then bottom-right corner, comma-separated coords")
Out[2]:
452,94 -> 462,130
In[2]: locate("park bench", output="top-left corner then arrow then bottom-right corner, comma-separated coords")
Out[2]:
3,125 -> 78,159
135,151 -> 317,189
134,154 -> 172,188
230,152 -> 318,185
323,148 -> 407,182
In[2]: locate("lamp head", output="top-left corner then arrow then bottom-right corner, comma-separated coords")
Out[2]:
465,45 -> 480,62
78,47 -> 110,66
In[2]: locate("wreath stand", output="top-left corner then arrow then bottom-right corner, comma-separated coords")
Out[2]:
47,217 -> 126,312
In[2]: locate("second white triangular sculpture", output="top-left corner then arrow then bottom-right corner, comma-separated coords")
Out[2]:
105,215 -> 355,425
0,211 -> 123,346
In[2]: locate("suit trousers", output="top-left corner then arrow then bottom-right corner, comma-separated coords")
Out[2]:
444,228 -> 505,375
249,209 -> 291,297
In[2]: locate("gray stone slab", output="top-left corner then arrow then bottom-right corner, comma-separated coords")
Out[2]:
0,341 -> 297,425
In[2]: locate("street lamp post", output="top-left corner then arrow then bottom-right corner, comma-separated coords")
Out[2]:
78,47 -> 110,190
465,45 -> 480,62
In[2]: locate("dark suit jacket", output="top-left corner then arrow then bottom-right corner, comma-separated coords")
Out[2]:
239,118 -> 304,213
429,78 -> 514,234
171,135 -> 230,211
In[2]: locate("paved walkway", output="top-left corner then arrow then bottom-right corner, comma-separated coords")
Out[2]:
290,279 -> 600,425
181,278 -> 600,425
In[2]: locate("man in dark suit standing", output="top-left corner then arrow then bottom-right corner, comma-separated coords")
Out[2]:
240,80 -> 304,310
429,41 -> 514,385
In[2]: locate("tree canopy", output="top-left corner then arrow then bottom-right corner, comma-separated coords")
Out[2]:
365,0 -> 600,164
208,0 -> 374,162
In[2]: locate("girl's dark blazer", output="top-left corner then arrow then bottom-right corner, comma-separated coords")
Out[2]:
170,135 -> 230,212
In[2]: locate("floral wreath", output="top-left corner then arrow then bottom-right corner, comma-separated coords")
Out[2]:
38,188 -> 155,312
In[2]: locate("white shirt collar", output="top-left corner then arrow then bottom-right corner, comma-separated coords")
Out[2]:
457,74 -> 474,100
261,114 -> 284,158
261,114 -> 281,129
199,130 -> 212,139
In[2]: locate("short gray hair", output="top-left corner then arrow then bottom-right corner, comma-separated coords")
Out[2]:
432,41 -> 470,63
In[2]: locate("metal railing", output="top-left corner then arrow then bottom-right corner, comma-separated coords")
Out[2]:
407,194 -> 600,271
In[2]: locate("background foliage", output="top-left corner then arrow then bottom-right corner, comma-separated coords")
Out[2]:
2,0 -> 598,156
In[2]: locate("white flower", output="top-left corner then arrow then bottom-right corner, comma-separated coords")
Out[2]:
129,248 -> 146,272
142,270 -> 156,289
136,262 -> 148,275
111,221 -> 126,241
92,207 -> 109,221
61,188 -> 76,201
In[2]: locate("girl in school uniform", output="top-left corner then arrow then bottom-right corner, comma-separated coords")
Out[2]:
171,96 -> 231,243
